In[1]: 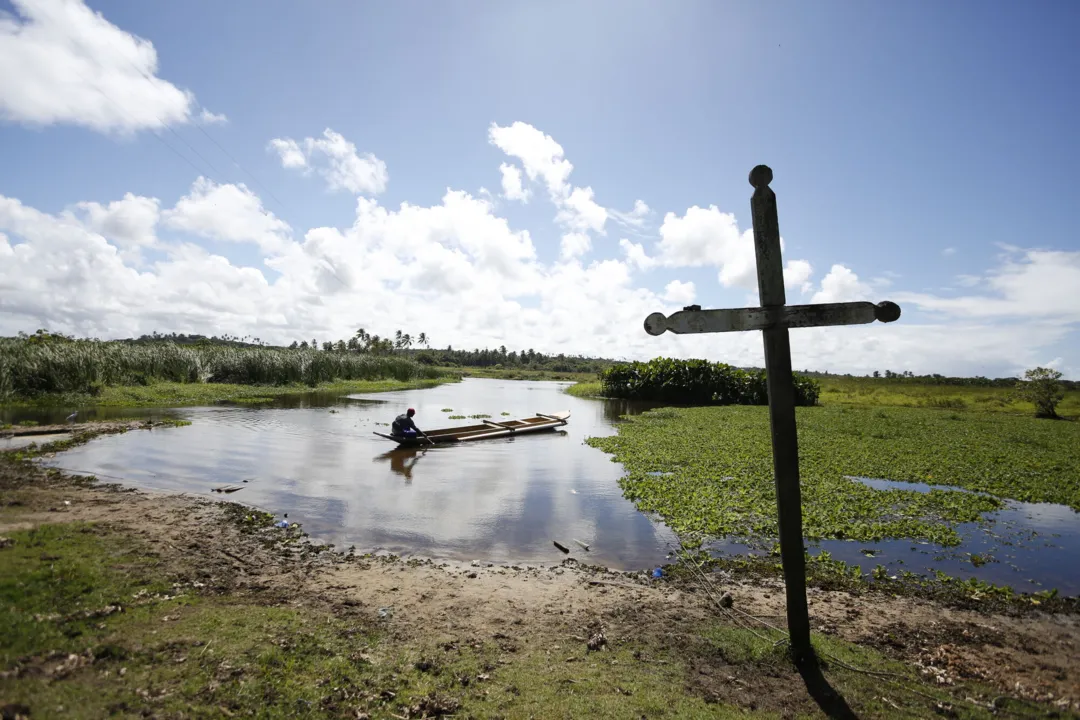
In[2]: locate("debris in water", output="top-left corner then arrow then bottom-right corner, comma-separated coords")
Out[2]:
212,485 -> 244,494
553,541 -> 570,554
573,539 -> 590,551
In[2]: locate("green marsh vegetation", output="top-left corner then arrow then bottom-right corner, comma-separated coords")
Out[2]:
818,377 -> 1080,417
587,405 -> 1080,549
565,379 -> 604,398
0,331 -> 456,407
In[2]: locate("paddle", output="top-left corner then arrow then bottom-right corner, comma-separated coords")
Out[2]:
419,429 -> 434,446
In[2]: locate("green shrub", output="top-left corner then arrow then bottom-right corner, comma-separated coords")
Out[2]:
1015,367 -> 1066,419
599,357 -> 819,406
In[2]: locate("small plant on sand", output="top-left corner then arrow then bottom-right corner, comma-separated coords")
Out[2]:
1016,367 -> 1066,419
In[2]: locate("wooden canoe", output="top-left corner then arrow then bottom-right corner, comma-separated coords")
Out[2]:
374,411 -> 570,447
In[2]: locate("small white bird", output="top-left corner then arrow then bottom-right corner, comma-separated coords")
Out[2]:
65,412 -> 78,423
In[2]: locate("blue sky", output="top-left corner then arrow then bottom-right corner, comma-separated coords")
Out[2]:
1,0 -> 1078,378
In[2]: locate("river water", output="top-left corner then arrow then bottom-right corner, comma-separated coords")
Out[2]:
14,378 -> 1079,593
32,379 -> 680,570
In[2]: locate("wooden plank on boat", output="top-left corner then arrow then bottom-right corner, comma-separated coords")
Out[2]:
536,411 -> 570,424
483,419 -> 517,431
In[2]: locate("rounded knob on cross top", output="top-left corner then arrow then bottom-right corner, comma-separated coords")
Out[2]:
749,165 -> 773,188
874,301 -> 902,323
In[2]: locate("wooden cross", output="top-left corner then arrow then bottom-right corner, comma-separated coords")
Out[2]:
642,165 -> 901,665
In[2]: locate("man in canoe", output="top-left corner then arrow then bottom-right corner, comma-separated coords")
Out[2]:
391,408 -> 424,441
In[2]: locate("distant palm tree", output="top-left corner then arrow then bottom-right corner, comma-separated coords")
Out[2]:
418,332 -> 428,347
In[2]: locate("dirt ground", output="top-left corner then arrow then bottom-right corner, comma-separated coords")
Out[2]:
2,444 -> 1078,718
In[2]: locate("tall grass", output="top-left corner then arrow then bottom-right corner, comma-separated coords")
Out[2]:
0,338 -> 443,399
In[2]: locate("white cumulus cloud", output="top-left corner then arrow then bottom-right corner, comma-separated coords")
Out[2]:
654,205 -> 760,289
488,121 -> 573,198
895,250 -> 1080,322
663,280 -> 696,304
0,0 -> 220,134
560,232 -> 591,260
269,129 -> 388,195
610,199 -> 651,230
489,121 -> 608,237
67,192 -> 160,250
783,259 -> 814,294
811,264 -> 873,304
619,238 -> 655,271
1,120 -> 1077,379
498,163 -> 529,202
163,177 -> 292,254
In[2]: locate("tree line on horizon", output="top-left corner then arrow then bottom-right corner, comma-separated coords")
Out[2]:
5,328 -> 1076,390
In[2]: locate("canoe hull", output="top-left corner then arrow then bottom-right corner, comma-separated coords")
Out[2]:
374,411 -> 570,447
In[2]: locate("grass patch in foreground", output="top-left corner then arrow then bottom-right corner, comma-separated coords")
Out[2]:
3,377 -> 459,408
586,405 -> 1080,551
0,521 -> 751,719
0,521 -> 1051,718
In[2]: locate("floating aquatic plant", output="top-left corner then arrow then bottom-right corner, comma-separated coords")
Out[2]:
586,405 -> 1080,548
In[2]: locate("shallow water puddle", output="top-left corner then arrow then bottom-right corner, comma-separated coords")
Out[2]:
702,475 -> 1080,595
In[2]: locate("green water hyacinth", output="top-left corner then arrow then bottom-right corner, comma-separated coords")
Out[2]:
587,406 -> 1080,548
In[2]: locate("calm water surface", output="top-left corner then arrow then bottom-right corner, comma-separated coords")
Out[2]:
41,379 -> 679,570
28,378 -> 1080,592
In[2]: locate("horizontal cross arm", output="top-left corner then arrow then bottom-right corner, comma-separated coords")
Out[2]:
644,300 -> 901,336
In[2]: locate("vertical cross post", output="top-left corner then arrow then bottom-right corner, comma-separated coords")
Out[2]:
749,164 -> 812,663
643,165 -> 901,673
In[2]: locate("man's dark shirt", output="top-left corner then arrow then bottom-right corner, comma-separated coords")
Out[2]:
392,413 -> 417,435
